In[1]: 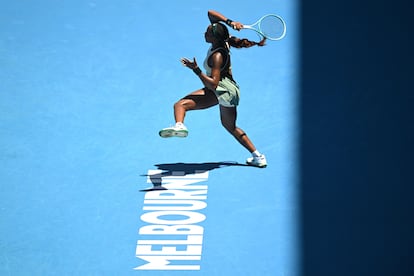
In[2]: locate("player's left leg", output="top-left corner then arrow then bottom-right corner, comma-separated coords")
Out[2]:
159,88 -> 218,138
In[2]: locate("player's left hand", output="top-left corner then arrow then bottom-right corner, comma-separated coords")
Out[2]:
180,57 -> 198,70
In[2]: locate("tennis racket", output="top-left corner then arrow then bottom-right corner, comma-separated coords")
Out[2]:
243,14 -> 287,41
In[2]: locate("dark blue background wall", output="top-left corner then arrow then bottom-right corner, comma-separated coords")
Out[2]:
300,0 -> 413,275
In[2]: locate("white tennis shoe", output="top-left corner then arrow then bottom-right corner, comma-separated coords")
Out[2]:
159,123 -> 188,138
246,154 -> 267,168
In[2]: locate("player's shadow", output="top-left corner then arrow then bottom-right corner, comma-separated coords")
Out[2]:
140,161 -> 250,192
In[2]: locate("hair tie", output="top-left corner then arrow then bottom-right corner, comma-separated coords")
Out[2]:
212,23 -> 218,37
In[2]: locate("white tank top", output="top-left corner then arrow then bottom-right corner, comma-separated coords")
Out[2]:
203,46 -> 230,76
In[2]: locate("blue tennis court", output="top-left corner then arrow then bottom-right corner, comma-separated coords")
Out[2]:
1,0 -> 299,275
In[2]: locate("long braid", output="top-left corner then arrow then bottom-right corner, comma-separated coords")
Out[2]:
227,36 -> 266,48
212,22 -> 266,49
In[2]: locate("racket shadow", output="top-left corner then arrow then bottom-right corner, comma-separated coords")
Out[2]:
140,161 -> 251,192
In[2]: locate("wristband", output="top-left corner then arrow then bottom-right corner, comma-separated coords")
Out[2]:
225,19 -> 233,26
193,67 -> 202,75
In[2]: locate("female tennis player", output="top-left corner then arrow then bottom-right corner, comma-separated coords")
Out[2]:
159,10 -> 267,168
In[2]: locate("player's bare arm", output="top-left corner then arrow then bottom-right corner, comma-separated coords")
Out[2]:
181,53 -> 223,91
208,10 -> 243,30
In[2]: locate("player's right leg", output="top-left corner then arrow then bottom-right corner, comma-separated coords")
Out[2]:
219,105 -> 267,168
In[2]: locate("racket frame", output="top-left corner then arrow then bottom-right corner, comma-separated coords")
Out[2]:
243,14 -> 287,41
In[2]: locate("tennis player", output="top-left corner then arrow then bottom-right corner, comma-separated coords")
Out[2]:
159,10 -> 267,168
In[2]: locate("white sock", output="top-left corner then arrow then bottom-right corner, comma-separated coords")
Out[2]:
175,122 -> 184,127
252,150 -> 261,157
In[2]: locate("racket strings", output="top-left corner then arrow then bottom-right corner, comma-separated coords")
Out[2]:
259,16 -> 285,40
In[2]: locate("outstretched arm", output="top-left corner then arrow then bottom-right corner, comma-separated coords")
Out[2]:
181,54 -> 223,91
207,10 -> 243,30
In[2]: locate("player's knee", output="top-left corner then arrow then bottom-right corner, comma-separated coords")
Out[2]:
174,100 -> 186,110
175,99 -> 196,111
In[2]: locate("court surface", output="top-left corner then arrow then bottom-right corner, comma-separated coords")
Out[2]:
0,1 -> 299,275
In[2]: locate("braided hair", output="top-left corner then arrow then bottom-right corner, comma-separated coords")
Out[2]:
212,22 -> 266,48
